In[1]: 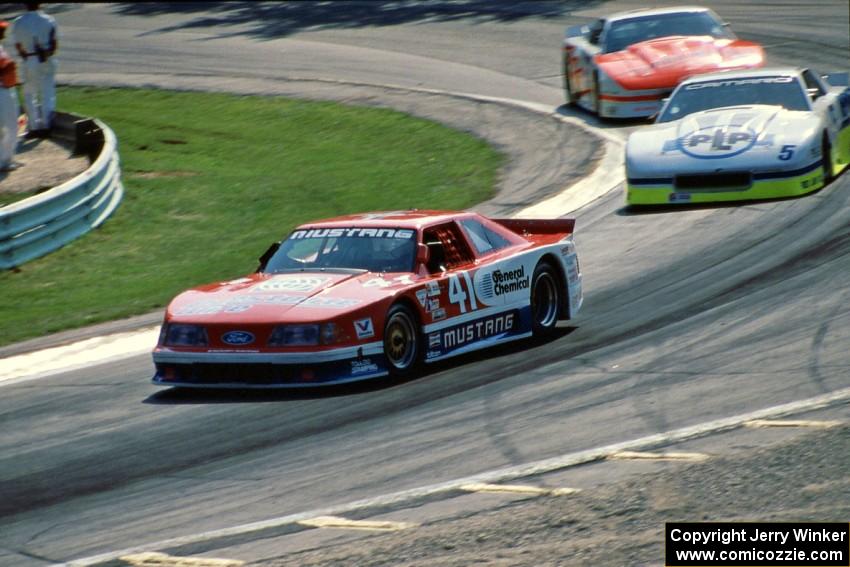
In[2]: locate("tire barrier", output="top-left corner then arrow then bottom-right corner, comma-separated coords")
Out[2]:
0,112 -> 123,269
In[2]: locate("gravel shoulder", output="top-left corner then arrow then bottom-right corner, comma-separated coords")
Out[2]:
257,427 -> 850,566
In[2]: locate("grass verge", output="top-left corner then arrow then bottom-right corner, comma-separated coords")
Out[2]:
0,86 -> 502,347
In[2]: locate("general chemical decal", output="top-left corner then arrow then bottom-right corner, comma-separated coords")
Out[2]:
474,258 -> 532,306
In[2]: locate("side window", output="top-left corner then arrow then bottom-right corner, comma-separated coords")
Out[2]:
802,69 -> 826,101
458,219 -> 511,255
422,222 -> 475,273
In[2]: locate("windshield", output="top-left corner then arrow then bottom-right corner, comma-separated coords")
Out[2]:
265,227 -> 417,274
658,76 -> 810,122
604,11 -> 732,53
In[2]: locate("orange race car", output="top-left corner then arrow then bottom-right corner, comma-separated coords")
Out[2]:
563,6 -> 764,118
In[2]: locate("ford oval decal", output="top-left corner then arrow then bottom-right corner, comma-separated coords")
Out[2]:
221,331 -> 255,345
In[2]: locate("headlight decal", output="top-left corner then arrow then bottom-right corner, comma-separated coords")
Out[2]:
268,324 -> 321,346
164,324 -> 209,347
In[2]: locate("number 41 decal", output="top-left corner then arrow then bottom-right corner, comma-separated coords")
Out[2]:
448,272 -> 478,313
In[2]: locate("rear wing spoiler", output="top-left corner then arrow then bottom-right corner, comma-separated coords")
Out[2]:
493,218 -> 575,237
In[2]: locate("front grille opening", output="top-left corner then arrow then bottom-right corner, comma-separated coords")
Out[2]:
674,172 -> 752,192
175,363 -> 288,385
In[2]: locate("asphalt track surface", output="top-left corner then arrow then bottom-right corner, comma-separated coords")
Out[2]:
1,1 -> 849,565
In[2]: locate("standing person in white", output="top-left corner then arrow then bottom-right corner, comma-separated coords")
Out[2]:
0,21 -> 20,170
12,1 -> 56,137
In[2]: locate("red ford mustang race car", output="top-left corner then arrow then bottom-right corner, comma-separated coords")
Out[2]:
563,6 -> 764,118
152,210 -> 583,388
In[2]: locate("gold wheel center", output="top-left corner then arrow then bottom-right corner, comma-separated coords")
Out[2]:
387,326 -> 407,359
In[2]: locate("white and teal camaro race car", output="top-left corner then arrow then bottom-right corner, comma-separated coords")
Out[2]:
626,67 -> 850,205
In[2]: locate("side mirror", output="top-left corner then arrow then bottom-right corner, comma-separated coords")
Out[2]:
416,243 -> 430,265
565,23 -> 587,39
256,242 -> 280,272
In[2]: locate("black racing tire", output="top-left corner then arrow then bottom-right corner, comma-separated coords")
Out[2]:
563,53 -> 577,105
592,72 -> 601,116
530,261 -> 561,337
822,135 -> 834,184
383,303 -> 421,377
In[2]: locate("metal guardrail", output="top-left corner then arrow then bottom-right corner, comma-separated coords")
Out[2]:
0,113 -> 123,269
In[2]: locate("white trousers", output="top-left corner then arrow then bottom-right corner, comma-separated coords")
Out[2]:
0,86 -> 18,167
22,56 -> 55,131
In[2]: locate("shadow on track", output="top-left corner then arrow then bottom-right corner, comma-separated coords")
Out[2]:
616,187 -> 831,216
111,1 -> 605,40
144,326 -> 577,405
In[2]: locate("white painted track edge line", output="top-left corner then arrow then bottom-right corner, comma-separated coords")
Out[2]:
61,385 -> 850,566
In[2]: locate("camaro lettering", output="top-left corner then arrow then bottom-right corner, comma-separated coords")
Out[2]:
684,76 -> 794,90
442,312 -> 516,350
290,228 -> 415,239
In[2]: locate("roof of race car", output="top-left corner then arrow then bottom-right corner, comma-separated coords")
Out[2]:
606,5 -> 710,24
295,210 -> 472,230
679,67 -> 801,85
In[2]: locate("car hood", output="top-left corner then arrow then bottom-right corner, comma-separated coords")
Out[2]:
597,36 -> 764,90
627,105 -> 818,174
167,271 -> 410,324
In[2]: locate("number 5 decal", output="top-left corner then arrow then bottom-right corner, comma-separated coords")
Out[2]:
778,144 -> 795,161
448,272 -> 478,314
